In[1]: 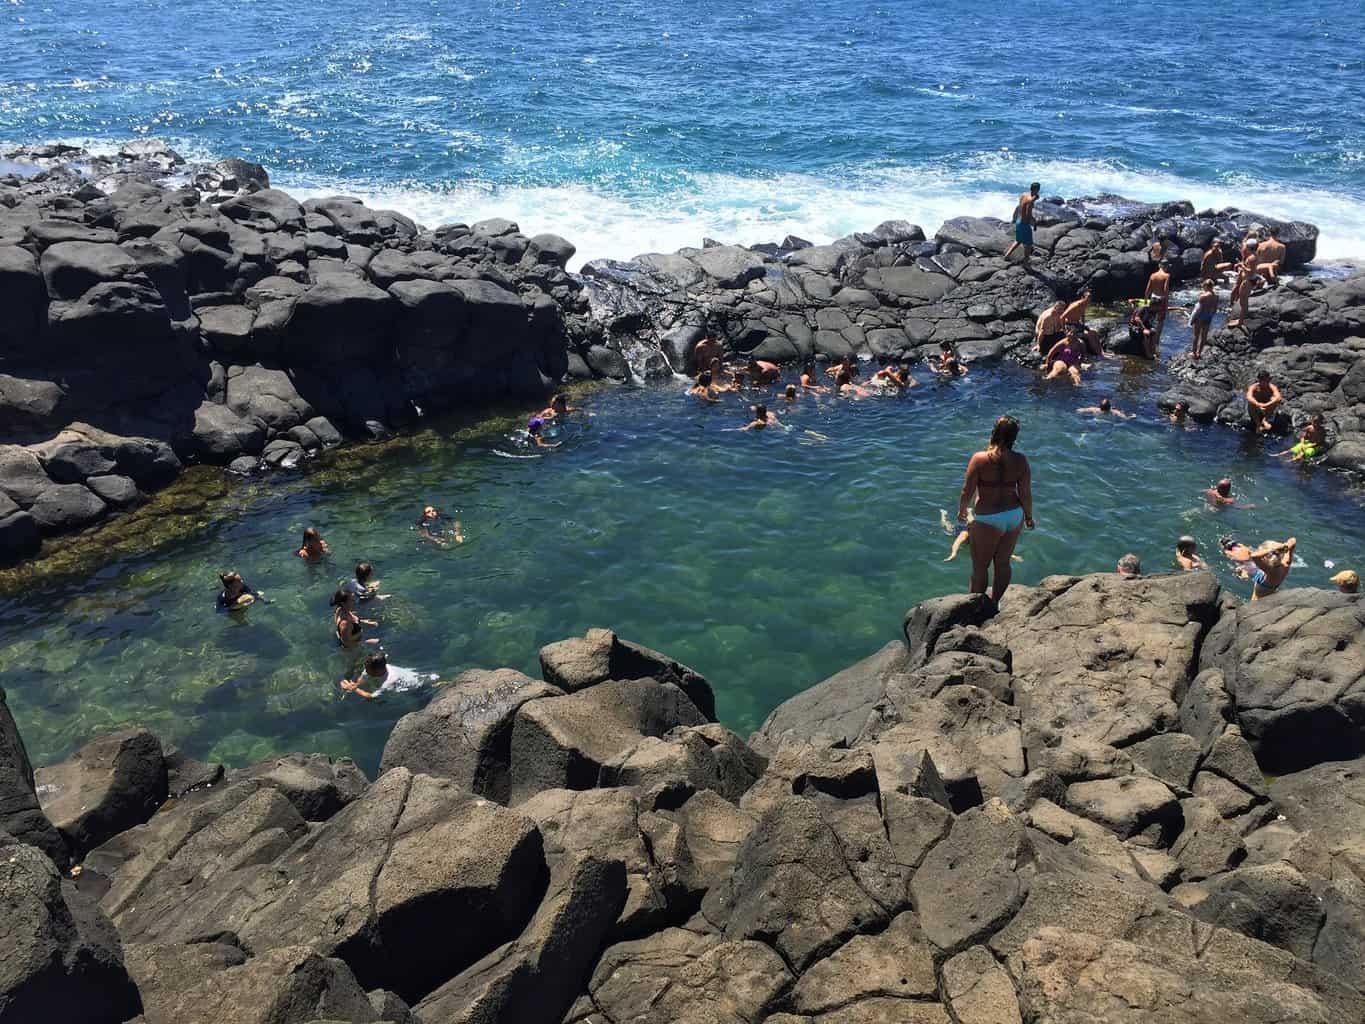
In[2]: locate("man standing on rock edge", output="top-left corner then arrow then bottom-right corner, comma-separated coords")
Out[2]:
1004,182 -> 1041,267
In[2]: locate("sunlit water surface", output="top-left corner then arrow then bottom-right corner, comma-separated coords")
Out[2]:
4,318 -> 1363,774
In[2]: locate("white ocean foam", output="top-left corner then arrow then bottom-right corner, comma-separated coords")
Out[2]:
279,155 -> 1365,270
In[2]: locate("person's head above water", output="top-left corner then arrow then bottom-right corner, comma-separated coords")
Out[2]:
1099,398 -> 1111,412
329,587 -> 353,609
422,505 -> 439,521
302,526 -> 321,546
697,370 -> 713,387
551,394 -> 568,412
1215,478 -> 1232,496
1177,536 -> 1198,555
364,650 -> 388,676
1117,553 -> 1142,577
752,403 -> 767,420
1330,569 -> 1359,594
784,384 -> 797,398
1029,182 -> 1040,196
1175,401 -> 1189,414
219,571 -> 243,591
355,561 -> 373,583
835,366 -> 852,385
989,415 -> 1020,451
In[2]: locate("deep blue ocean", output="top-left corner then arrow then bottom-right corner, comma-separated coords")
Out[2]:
4,0 -> 1365,267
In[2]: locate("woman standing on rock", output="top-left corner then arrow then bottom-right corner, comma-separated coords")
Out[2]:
957,416 -> 1033,608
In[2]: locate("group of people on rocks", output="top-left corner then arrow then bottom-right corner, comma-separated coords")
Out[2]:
1006,180 -> 1290,378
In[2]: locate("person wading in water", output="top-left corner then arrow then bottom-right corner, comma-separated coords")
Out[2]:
957,415 -> 1034,608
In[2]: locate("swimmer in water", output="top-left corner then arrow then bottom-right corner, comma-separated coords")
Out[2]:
1175,535 -> 1204,571
938,341 -> 968,377
737,403 -> 780,431
1170,400 -> 1190,425
1221,537 -> 1256,579
799,361 -> 828,392
526,416 -> 560,449
748,358 -> 781,385
217,571 -> 264,610
339,651 -> 437,699
690,370 -> 721,403
826,354 -> 858,380
296,527 -> 330,561
417,505 -> 463,547
782,383 -> 799,404
834,366 -> 871,397
1204,478 -> 1255,510
708,358 -> 737,393
344,561 -> 389,602
1076,397 -> 1134,419
330,587 -> 379,648
538,393 -> 585,422
873,360 -> 913,390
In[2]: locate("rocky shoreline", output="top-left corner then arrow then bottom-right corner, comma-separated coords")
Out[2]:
5,139 -> 1362,566
2,571 -> 1362,1022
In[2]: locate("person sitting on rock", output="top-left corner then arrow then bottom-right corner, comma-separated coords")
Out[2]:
1249,538 -> 1296,600
747,358 -> 781,385
689,370 -> 721,403
1003,182 -> 1040,267
331,587 -> 379,648
1245,370 -> 1283,434
217,571 -> 264,610
1331,569 -> 1359,594
1043,325 -> 1085,384
1061,288 -> 1092,326
1204,478 -> 1256,510
1186,279 -> 1219,361
1077,397 -> 1134,419
1175,536 -> 1204,571
692,335 -> 724,374
1144,260 -> 1173,344
939,341 -> 968,377
1256,228 -> 1287,287
1200,240 -> 1228,282
799,360 -> 828,392
1274,414 -> 1326,462
1128,302 -> 1160,359
417,505 -> 463,547
1170,400 -> 1190,425
1116,553 -> 1142,578
1034,300 -> 1068,354
296,527 -> 330,561
344,561 -> 389,602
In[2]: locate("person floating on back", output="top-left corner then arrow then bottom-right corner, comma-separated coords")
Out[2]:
957,415 -> 1034,608
1004,182 -> 1041,267
296,527 -> 329,561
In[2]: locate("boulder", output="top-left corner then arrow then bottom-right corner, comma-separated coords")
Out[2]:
787,910 -> 938,1016
27,482 -> 107,535
0,245 -> 45,350
508,678 -> 708,804
189,400 -> 267,462
216,189 -> 305,233
286,276 -> 395,363
941,943 -> 1024,1024
228,752 -> 368,822
1064,775 -> 1182,842
0,835 -> 140,1023
0,509 -> 40,564
380,669 -> 563,803
1191,862 -> 1324,961
688,246 -> 766,289
35,728 -> 167,858
224,365 -> 314,432
1200,589 -> 1365,772
39,241 -> 140,301
538,629 -> 716,720
0,686 -> 68,865
414,856 -> 625,1024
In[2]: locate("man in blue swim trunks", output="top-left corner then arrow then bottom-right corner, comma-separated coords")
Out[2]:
1004,182 -> 1041,267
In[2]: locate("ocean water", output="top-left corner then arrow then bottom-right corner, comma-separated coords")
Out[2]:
4,319 -> 1364,774
3,1 -> 1365,267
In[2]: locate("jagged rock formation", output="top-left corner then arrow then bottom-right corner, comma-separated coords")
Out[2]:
1,577 -> 1362,1022
0,140 -> 1332,564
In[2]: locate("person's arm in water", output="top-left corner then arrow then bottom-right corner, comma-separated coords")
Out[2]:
339,675 -> 378,699
1077,406 -> 1102,414
1112,409 -> 1135,420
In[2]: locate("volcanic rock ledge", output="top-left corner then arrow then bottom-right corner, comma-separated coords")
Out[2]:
1,578 -> 1363,1022
4,140 -> 1351,566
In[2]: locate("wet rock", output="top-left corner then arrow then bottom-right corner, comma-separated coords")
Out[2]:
35,728 -> 167,858
0,685 -> 69,865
